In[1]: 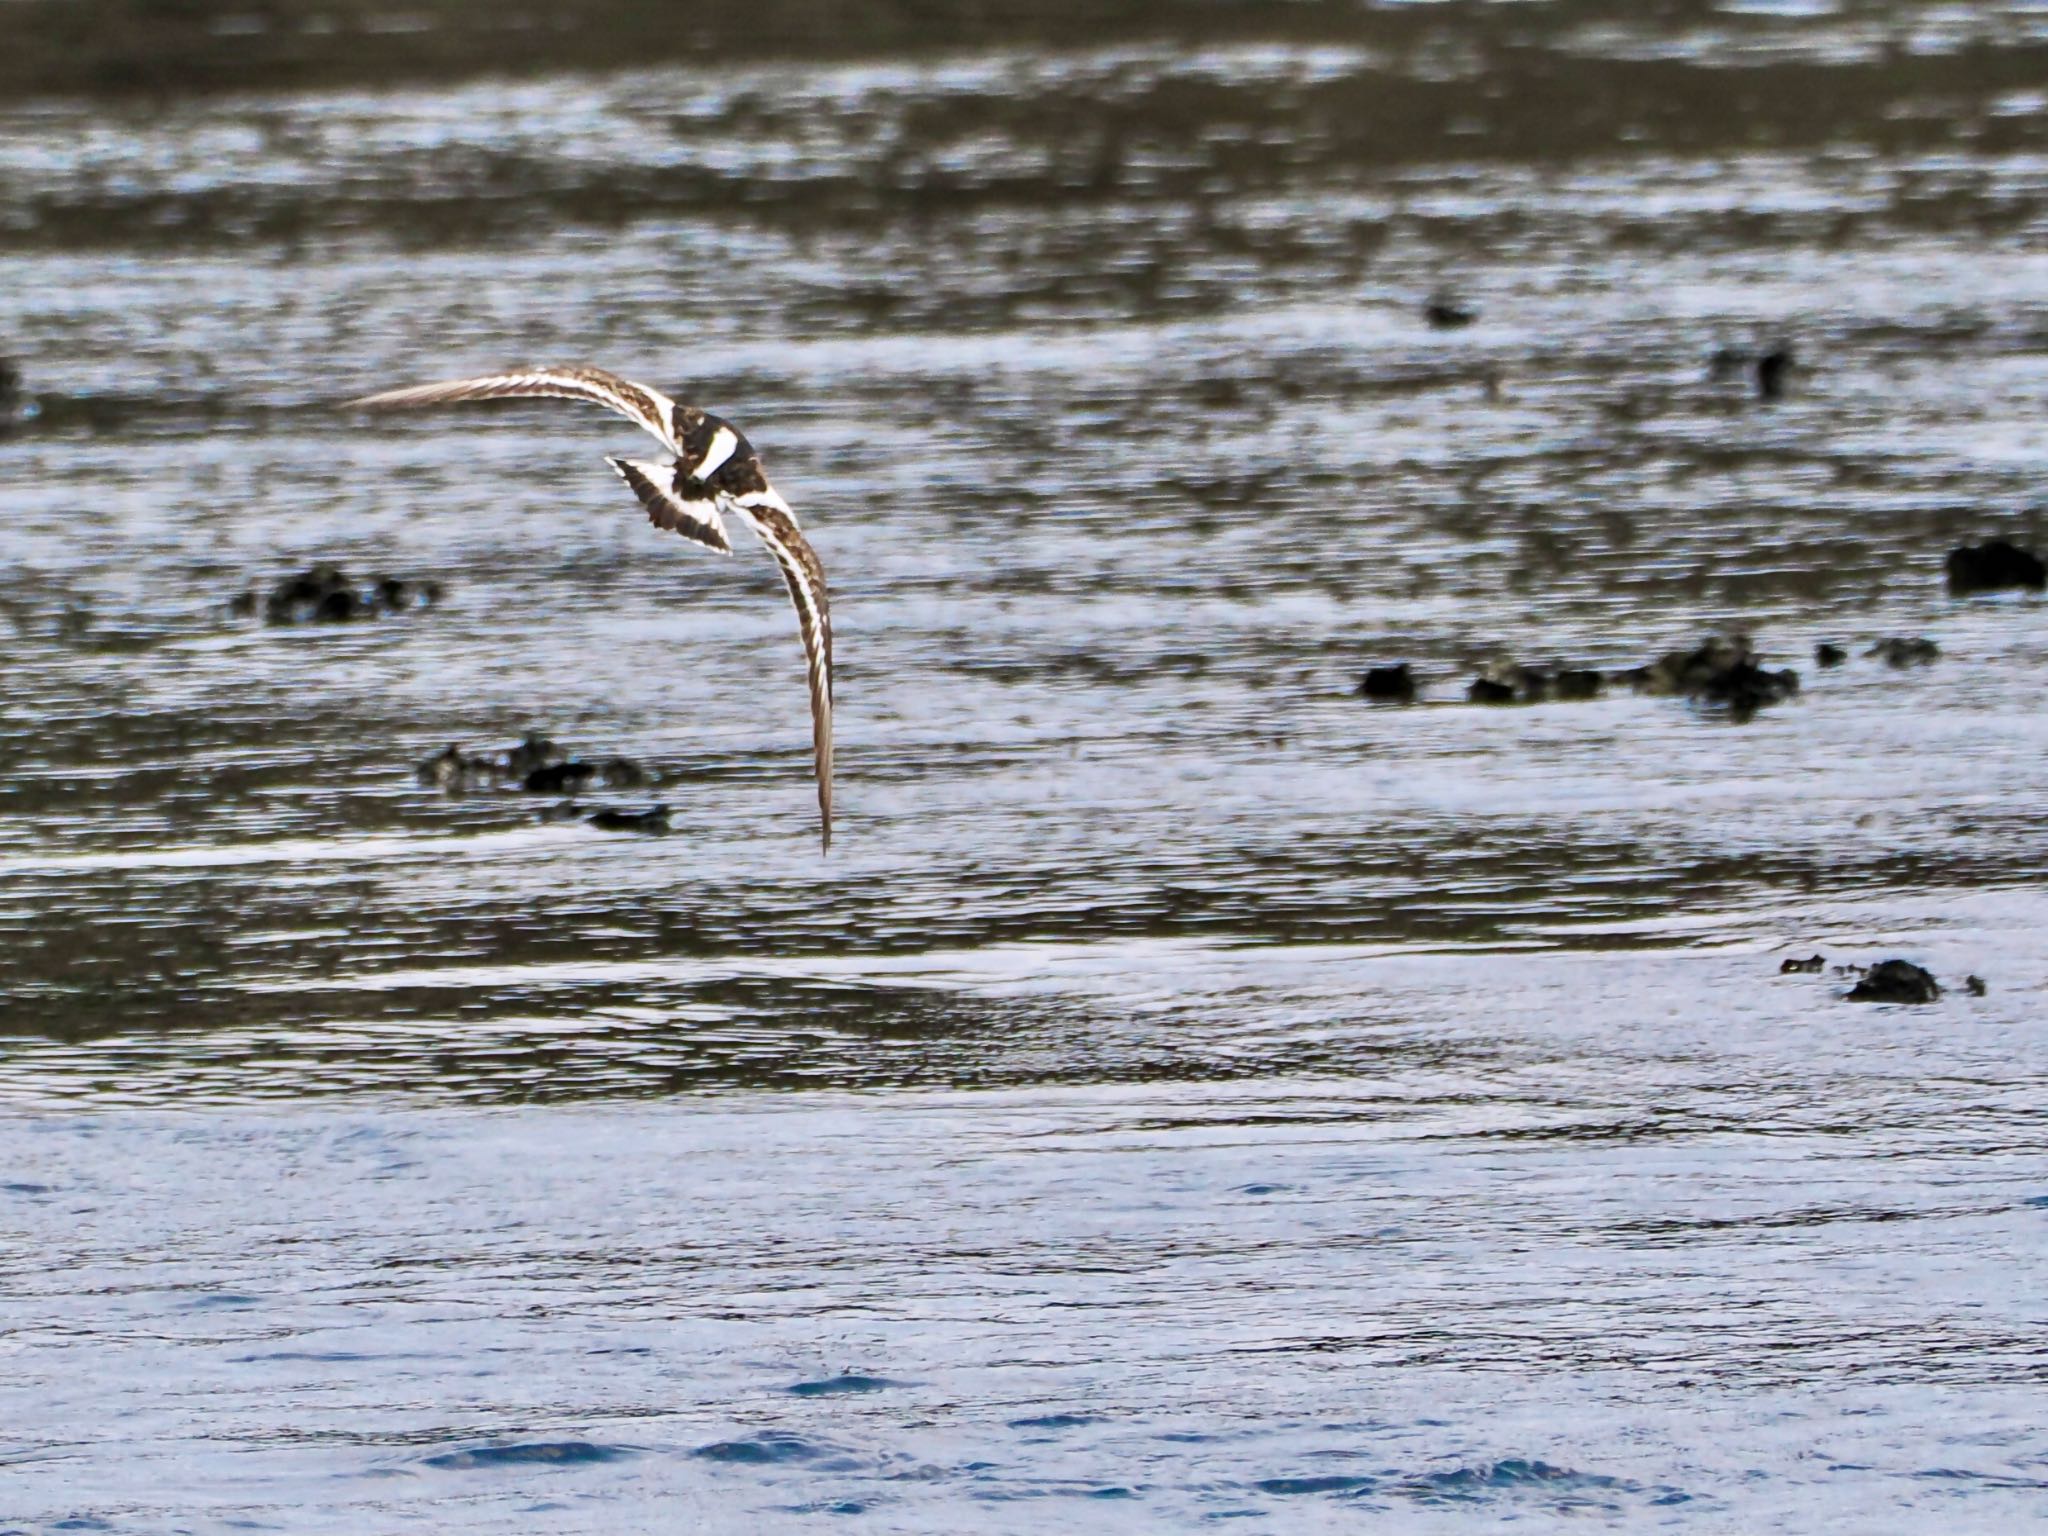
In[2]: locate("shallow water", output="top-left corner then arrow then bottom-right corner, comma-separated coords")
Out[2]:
2,2 -> 2047,1529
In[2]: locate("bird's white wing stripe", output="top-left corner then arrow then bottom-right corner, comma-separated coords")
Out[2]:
689,425 -> 741,482
731,486 -> 797,519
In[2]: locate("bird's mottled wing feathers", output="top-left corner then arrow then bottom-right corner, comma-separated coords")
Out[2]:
345,365 -> 681,452
728,486 -> 834,853
607,456 -> 733,555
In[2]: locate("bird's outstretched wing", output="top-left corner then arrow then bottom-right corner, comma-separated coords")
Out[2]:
345,365 -> 682,453
608,456 -> 733,555
726,486 -> 834,854
343,363 -> 835,852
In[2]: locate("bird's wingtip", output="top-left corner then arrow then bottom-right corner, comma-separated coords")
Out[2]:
339,386 -> 413,411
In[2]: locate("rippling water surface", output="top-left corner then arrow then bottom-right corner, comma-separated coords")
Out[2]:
2,1 -> 2047,1528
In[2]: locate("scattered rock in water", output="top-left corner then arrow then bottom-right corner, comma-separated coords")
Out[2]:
373,575 -> 443,611
1358,664 -> 1417,703
524,760 -> 597,795
416,733 -> 652,795
523,755 -> 651,794
1464,664 -> 1603,705
0,356 -> 39,432
1619,634 -> 1798,720
1946,539 -> 2046,596
1814,642 -> 1847,668
413,749 -> 468,794
1423,295 -> 1476,330
1709,343 -> 1794,399
1846,959 -> 1941,1004
504,731 -> 561,780
417,744 -> 497,792
1965,975 -> 1988,997
1502,666 -> 1550,703
586,804 -> 672,835
238,564 -> 444,625
538,801 -> 672,834
1780,954 -> 1826,974
1755,344 -> 1793,401
1458,663 -> 1597,708
1868,636 -> 1939,668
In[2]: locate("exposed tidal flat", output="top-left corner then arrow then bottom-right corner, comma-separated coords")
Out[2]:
2,0 -> 2048,1529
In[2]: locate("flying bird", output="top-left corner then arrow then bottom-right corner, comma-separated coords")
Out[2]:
344,365 -> 833,851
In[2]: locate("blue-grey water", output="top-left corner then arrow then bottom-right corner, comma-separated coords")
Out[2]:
3,1 -> 2048,1529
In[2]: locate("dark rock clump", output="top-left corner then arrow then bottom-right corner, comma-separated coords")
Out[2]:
1965,975 -> 1988,997
1620,634 -> 1798,720
1467,674 -> 1518,705
1711,343 -> 1793,398
523,756 -> 650,794
416,743 -> 502,792
1815,643 -> 1847,668
374,575 -> 443,611
1424,296 -> 1475,330
240,564 -> 444,625
416,732 -> 651,795
415,741 -> 552,798
1846,959 -> 1940,1004
1464,664 -> 1604,705
1780,954 -> 1825,974
537,802 -> 673,834
1755,344 -> 1793,401
1868,636 -> 1939,668
525,760 -> 596,795
1946,540 -> 2045,596
603,756 -> 650,787
0,356 -> 37,433
1359,664 -> 1417,703
504,732 -> 562,780
586,804 -> 671,834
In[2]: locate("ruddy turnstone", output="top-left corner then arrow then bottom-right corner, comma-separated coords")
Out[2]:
344,365 -> 834,851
